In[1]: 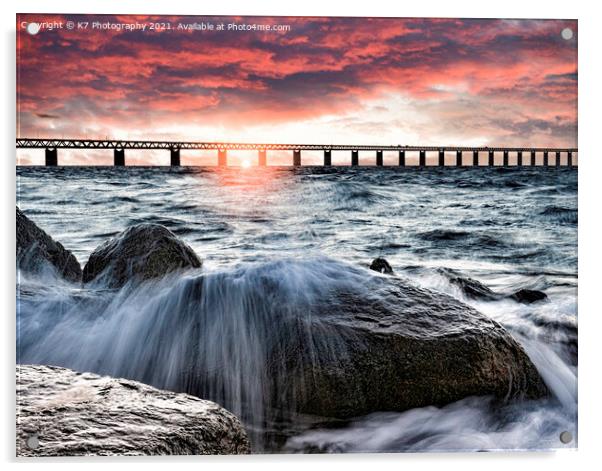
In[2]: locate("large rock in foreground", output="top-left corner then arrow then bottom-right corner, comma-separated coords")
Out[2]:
122,259 -> 549,422
16,365 -> 250,456
16,207 -> 82,282
275,269 -> 549,418
83,223 -> 202,288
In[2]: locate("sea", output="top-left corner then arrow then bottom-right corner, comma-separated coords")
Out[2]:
16,166 -> 578,453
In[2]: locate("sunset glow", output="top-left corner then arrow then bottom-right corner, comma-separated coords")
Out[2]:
16,15 -> 577,165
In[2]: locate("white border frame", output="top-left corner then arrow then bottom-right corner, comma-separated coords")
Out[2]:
3,1 -> 600,470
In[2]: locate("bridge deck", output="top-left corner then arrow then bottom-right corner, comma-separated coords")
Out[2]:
16,139 -> 577,153
16,138 -> 578,167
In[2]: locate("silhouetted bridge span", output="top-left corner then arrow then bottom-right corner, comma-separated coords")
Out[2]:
16,139 -> 578,167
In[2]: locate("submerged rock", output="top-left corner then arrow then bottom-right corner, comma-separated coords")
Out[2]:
83,223 -> 202,288
510,289 -> 548,304
438,268 -> 548,305
369,257 -> 393,274
16,365 -> 250,456
437,267 -> 500,301
16,207 -> 82,282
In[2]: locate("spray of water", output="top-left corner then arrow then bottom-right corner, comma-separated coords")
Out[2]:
18,258 -> 380,448
17,255 -> 576,452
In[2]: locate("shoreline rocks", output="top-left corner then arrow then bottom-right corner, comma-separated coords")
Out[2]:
83,223 -> 202,288
16,207 -> 82,282
16,364 -> 250,456
15,216 -> 551,444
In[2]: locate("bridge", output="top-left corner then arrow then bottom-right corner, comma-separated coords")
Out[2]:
16,139 -> 578,167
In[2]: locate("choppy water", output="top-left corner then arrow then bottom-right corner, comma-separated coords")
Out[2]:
16,166 -> 577,453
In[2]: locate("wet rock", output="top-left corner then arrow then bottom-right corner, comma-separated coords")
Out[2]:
16,365 -> 250,456
437,267 -> 500,301
16,207 -> 82,282
83,223 -> 202,288
287,275 -> 549,418
437,268 -> 548,305
510,289 -> 548,304
158,261 -> 549,421
369,257 -> 393,274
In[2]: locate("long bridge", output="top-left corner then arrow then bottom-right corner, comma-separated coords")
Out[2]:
16,139 -> 578,167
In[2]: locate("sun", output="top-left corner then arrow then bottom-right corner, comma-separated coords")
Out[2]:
241,159 -> 251,168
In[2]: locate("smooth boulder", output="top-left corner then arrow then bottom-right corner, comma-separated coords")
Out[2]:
16,207 -> 82,282
83,223 -> 202,288
156,260 -> 549,421
16,365 -> 250,456
284,274 -> 548,418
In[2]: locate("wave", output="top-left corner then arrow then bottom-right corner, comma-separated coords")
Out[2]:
540,206 -> 578,224
17,258 -> 386,449
284,394 -> 575,453
418,229 -> 508,248
17,255 -> 577,452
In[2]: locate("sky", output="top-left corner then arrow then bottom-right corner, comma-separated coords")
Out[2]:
16,15 -> 577,165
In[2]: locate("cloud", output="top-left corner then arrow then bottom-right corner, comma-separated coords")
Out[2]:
16,14 -> 577,162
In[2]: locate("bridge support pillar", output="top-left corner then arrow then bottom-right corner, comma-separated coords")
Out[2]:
114,148 -> 125,166
419,150 -> 426,167
530,151 -> 536,166
543,151 -> 549,167
473,151 -> 479,166
258,149 -> 267,166
324,149 -> 332,166
376,150 -> 383,166
438,150 -> 445,167
45,148 -> 57,166
293,150 -> 301,166
399,150 -> 405,166
456,150 -> 462,166
218,149 -> 227,166
568,152 -> 573,167
488,150 -> 494,166
170,148 -> 180,166
517,151 -> 523,166
503,150 -> 509,166
351,150 -> 359,166
556,151 -> 561,167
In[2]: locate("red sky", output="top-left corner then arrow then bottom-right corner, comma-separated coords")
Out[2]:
16,15 -> 577,165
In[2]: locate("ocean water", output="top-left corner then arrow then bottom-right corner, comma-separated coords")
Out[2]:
16,166 -> 578,453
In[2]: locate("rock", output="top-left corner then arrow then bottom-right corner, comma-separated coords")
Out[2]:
510,289 -> 548,304
83,223 -> 202,288
17,260 -> 549,444
437,267 -> 500,301
369,257 -> 393,274
16,207 -> 82,282
16,365 -> 250,456
148,260 -> 549,422
438,268 -> 548,306
285,275 -> 548,418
